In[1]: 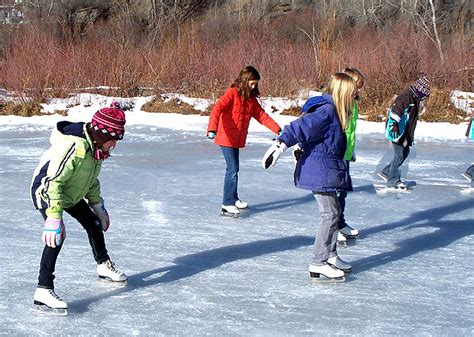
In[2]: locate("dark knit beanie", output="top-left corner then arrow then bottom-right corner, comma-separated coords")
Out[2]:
90,107 -> 126,142
413,76 -> 431,98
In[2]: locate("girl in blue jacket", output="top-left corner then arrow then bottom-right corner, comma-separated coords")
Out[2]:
262,73 -> 356,280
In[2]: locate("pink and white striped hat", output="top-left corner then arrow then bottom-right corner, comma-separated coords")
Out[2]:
91,105 -> 126,141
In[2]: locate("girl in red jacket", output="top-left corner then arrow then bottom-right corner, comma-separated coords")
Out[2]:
207,66 -> 281,217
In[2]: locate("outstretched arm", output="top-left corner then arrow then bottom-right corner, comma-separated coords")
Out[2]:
251,103 -> 281,135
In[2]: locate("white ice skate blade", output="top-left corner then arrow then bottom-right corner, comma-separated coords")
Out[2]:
461,172 -> 472,182
376,173 -> 388,182
220,211 -> 239,218
98,277 -> 128,287
308,275 -> 346,284
33,304 -> 68,316
340,233 -> 360,240
373,183 -> 412,195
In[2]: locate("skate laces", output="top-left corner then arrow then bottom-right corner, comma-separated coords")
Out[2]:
105,260 -> 121,275
48,289 -> 63,301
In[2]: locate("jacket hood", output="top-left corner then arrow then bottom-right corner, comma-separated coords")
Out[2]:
301,93 -> 333,115
49,121 -> 89,146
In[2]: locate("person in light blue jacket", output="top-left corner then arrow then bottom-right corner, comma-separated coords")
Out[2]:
262,73 -> 356,280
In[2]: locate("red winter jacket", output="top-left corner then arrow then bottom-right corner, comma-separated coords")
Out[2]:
207,87 -> 281,148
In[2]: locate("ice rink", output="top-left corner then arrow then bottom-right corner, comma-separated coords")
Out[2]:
1,124 -> 473,335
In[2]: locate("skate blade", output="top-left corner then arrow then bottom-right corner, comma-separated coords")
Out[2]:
220,211 -> 239,218
461,173 -> 472,182
308,272 -> 346,283
376,173 -> 388,182
98,276 -> 128,287
33,303 -> 68,316
337,237 -> 358,247
308,276 -> 346,284
374,184 -> 412,195
341,234 -> 360,240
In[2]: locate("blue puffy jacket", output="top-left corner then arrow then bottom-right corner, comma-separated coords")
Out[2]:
278,93 -> 352,192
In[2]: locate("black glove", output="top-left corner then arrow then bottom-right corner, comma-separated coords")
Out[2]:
389,123 -> 400,139
292,146 -> 304,163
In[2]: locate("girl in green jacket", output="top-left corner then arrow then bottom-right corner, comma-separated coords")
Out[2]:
336,68 -> 364,244
30,103 -> 127,314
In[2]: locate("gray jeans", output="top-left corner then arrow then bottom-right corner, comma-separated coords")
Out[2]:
311,191 -> 341,265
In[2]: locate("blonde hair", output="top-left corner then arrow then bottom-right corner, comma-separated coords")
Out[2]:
326,73 -> 356,130
342,67 -> 364,88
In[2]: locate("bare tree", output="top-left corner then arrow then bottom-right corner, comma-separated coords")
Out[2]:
386,0 -> 448,65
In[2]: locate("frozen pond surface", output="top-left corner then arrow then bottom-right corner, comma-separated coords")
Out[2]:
0,125 -> 473,336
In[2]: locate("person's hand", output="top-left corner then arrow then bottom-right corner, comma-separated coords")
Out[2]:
42,218 -> 65,248
207,131 -> 216,139
90,198 -> 110,232
351,152 -> 356,162
389,123 -> 400,139
292,145 -> 303,164
262,140 -> 287,169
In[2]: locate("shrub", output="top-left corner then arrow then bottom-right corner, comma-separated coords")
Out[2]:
0,101 -> 43,117
421,88 -> 465,124
281,105 -> 301,116
1,13 -> 471,123
141,96 -> 198,115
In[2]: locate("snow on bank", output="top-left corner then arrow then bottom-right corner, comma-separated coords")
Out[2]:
0,91 -> 472,142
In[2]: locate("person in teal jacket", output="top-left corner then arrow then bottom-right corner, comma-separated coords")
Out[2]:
462,113 -> 474,182
336,67 -> 364,244
30,103 -> 128,313
378,76 -> 431,189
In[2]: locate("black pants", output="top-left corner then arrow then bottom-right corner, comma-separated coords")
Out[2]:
38,200 -> 109,289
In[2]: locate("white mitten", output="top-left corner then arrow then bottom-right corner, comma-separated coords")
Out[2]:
90,198 -> 110,232
262,140 -> 287,169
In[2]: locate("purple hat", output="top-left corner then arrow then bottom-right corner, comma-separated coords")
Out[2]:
414,76 -> 431,98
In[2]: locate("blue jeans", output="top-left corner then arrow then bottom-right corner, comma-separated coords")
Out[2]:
221,146 -> 239,206
381,143 -> 410,187
311,192 -> 340,264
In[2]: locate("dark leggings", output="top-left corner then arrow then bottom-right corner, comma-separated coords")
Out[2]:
37,199 -> 109,289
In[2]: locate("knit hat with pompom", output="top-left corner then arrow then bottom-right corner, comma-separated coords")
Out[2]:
90,104 -> 126,143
